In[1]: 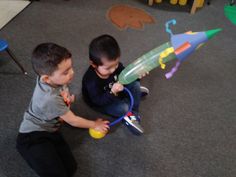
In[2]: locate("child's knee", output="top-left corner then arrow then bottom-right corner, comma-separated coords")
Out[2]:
100,100 -> 130,117
133,81 -> 141,90
120,104 -> 129,115
127,81 -> 140,91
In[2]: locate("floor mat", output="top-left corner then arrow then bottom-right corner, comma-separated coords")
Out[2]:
107,4 -> 155,30
224,4 -> 236,25
0,0 -> 30,29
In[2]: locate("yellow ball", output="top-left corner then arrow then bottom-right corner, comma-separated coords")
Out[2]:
89,128 -> 107,139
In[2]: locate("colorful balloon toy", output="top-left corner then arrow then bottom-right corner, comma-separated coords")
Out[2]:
118,19 -> 222,84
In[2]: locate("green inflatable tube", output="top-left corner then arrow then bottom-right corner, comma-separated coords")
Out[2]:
118,42 -> 176,85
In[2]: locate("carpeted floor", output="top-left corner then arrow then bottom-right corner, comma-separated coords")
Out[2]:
0,0 -> 235,177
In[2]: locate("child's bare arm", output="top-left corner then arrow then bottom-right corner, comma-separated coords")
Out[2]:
60,111 -> 109,132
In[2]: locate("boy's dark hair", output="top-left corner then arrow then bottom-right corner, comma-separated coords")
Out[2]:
89,34 -> 120,66
32,43 -> 72,75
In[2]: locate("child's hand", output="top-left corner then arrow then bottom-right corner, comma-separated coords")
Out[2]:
111,82 -> 124,95
138,71 -> 149,79
70,94 -> 75,103
61,91 -> 75,106
94,119 -> 110,133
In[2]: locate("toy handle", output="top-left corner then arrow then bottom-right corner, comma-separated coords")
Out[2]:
165,19 -> 176,37
109,87 -> 134,127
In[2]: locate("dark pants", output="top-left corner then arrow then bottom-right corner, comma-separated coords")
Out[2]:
16,131 -> 77,177
95,81 -> 141,117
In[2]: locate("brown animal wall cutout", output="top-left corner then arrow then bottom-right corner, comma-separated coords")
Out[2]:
107,4 -> 155,30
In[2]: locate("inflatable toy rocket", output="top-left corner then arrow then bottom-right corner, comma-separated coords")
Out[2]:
118,19 -> 222,84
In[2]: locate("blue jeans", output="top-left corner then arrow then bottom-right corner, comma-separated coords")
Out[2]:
95,81 -> 141,118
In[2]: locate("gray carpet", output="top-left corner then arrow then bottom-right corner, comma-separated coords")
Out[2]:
0,0 -> 235,177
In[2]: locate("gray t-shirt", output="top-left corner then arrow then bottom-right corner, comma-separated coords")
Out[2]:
19,77 -> 70,133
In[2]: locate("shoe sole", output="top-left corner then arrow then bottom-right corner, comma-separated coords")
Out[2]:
140,86 -> 149,97
123,116 -> 144,134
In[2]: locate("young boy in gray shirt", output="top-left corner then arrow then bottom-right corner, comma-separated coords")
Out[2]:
16,43 -> 109,177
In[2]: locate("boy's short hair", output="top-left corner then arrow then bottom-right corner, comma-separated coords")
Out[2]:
89,34 -> 120,66
32,43 -> 72,75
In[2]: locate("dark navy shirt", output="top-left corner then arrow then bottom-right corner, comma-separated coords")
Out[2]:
82,62 -> 124,107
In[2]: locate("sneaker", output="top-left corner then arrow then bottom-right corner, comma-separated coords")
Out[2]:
140,86 -> 149,97
123,112 -> 144,135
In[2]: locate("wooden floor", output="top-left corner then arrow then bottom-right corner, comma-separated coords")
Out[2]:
148,0 -> 204,14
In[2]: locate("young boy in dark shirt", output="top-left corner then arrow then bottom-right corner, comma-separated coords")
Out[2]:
82,35 -> 149,134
